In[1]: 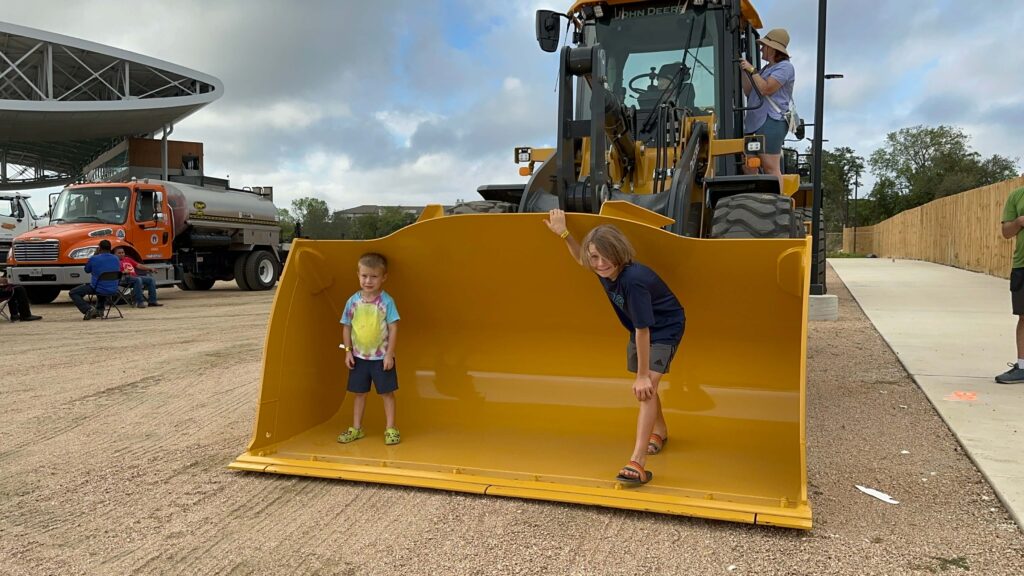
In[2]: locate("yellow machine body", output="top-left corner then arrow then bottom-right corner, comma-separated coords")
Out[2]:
231,205 -> 811,529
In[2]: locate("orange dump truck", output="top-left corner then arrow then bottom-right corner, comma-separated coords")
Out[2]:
5,179 -> 284,303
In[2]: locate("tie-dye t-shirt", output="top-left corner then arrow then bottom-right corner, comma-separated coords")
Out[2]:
340,291 -> 400,360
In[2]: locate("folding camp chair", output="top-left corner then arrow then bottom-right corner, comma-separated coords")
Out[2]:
0,292 -> 10,321
86,271 -> 125,319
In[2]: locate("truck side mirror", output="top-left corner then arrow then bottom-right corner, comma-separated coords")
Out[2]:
536,10 -> 561,53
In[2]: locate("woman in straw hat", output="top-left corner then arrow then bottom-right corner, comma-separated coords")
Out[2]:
739,28 -> 795,192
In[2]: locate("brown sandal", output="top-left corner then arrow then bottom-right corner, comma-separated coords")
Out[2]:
647,433 -> 667,455
616,460 -> 653,485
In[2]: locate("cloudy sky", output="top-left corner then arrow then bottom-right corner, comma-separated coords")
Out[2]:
4,0 -> 1022,215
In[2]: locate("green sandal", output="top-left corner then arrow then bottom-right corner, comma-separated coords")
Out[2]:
384,427 -> 401,445
337,426 -> 364,444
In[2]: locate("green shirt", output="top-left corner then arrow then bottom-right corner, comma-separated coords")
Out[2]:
1003,187 -> 1024,269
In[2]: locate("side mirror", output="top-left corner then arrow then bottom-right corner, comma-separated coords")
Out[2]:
794,119 -> 806,141
536,10 -> 561,53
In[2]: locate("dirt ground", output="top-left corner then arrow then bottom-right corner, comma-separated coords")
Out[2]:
1,266 -> 1023,575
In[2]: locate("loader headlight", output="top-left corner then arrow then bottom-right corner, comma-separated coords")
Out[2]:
515,147 -> 532,164
69,246 -> 98,260
744,136 -> 764,154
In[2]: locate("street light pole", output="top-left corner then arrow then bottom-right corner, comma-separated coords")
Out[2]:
810,0 -> 828,295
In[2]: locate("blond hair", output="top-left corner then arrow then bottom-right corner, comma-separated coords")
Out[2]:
579,225 -> 635,271
358,252 -> 388,272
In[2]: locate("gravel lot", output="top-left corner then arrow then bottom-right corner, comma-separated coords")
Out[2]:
1,266 -> 1022,575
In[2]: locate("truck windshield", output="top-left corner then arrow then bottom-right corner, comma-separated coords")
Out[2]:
593,4 -> 719,115
49,187 -> 131,225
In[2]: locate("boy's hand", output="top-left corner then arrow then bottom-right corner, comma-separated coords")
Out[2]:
383,353 -> 395,371
632,374 -> 655,401
543,209 -> 568,237
345,351 -> 355,369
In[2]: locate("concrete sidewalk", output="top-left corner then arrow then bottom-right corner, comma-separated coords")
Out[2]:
829,258 -> 1023,528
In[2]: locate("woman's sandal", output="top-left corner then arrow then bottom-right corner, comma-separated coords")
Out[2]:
648,433 -> 667,455
615,460 -> 653,485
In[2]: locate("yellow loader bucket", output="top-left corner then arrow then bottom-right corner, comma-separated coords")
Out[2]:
231,207 -> 812,529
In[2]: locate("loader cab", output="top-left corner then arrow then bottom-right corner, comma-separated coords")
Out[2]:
566,4 -> 724,146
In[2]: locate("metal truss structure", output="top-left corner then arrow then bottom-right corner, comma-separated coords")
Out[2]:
0,21 -> 222,190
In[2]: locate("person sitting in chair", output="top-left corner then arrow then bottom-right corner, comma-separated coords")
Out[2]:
0,277 -> 42,322
113,247 -> 162,308
69,239 -> 121,320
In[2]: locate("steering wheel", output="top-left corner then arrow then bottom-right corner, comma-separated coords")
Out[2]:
628,67 -> 675,97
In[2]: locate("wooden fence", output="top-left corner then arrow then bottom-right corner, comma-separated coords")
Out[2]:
841,176 -> 1024,279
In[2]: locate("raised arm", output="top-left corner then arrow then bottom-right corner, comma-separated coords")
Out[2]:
544,209 -> 582,264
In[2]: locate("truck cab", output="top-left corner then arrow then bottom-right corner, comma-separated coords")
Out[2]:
0,192 -> 46,274
6,182 -> 176,304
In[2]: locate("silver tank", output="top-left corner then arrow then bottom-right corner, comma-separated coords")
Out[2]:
155,180 -> 279,237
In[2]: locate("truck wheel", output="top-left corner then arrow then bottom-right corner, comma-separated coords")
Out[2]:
26,286 -> 61,304
710,193 -> 801,239
244,250 -> 278,291
233,254 -> 251,291
181,273 -> 216,291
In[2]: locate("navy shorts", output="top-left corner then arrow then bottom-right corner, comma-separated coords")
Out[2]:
627,341 -> 680,375
1011,268 -> 1024,315
347,357 -> 399,394
751,117 -> 787,154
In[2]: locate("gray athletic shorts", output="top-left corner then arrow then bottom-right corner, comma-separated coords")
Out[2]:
627,340 -> 679,374
1011,268 -> 1024,315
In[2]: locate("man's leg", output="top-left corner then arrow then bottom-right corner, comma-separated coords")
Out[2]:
142,276 -> 159,305
11,286 -> 40,320
69,284 -> 94,314
1017,315 -> 1024,359
130,277 -> 144,305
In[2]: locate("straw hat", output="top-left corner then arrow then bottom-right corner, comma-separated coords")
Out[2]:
758,28 -> 790,57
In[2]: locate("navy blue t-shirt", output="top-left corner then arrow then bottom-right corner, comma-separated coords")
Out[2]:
597,262 -> 685,344
85,252 -> 121,293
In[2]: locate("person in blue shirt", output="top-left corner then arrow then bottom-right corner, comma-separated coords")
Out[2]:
739,28 -> 796,193
545,209 -> 685,485
69,239 -> 121,320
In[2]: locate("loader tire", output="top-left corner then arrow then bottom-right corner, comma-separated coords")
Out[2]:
244,250 -> 278,291
710,193 -> 801,239
181,273 -> 215,291
25,286 -> 61,305
798,208 -> 827,285
446,200 -> 516,215
233,254 -> 251,291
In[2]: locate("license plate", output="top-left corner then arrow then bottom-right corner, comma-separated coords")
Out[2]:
27,268 -> 42,276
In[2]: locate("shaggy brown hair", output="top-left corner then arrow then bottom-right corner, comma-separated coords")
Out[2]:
579,225 -> 635,271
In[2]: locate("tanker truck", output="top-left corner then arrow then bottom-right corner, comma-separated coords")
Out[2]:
5,179 -> 284,304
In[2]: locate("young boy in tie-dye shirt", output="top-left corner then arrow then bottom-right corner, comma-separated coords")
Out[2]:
337,252 -> 401,445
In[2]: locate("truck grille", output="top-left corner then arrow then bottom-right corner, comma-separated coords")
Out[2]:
13,240 -> 59,262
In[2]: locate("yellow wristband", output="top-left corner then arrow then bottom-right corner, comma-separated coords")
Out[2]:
559,230 -> 570,239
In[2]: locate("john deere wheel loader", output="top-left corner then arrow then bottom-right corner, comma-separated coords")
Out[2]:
232,0 -> 815,530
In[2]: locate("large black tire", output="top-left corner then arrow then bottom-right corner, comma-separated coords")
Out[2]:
710,193 -> 801,239
233,254 -> 251,291
798,207 -> 827,285
243,250 -> 279,291
446,200 -> 516,215
25,286 -> 61,304
181,273 -> 215,291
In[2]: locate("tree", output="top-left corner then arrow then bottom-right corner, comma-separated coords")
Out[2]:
820,146 -> 865,233
290,197 -> 331,239
348,207 -> 416,239
276,208 -> 295,241
867,125 -> 1018,222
